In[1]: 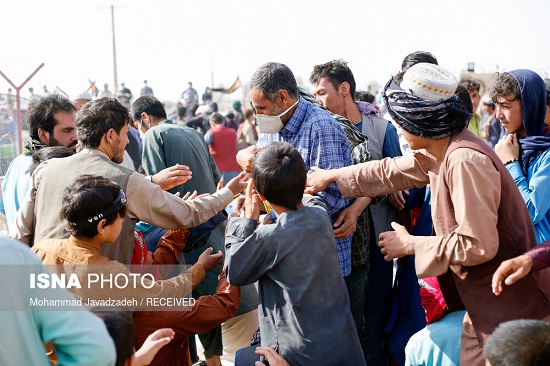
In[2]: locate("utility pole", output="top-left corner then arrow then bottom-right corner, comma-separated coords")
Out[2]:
0,63 -> 44,154
111,4 -> 118,91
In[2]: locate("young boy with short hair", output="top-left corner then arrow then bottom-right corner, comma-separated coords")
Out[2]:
33,174 -> 223,307
224,142 -> 365,365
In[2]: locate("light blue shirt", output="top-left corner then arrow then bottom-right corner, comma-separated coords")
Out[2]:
0,237 -> 116,366
405,310 -> 466,366
1,154 -> 32,234
507,148 -> 550,243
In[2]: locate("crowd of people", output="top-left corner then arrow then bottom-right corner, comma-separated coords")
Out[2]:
1,50 -> 550,366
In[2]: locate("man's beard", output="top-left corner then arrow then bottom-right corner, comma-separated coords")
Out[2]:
49,136 -> 78,151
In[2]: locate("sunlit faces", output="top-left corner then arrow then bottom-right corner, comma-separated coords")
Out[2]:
495,96 -> 525,136
400,129 -> 429,151
249,88 -> 284,117
48,110 -> 78,150
312,77 -> 345,116
100,214 -> 124,244
111,123 -> 130,164
468,90 -> 481,113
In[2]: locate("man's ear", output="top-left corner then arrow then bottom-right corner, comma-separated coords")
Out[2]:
37,128 -> 49,145
277,89 -> 289,106
339,82 -> 350,97
105,128 -> 116,143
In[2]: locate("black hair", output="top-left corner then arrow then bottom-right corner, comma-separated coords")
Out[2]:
27,94 -> 76,140
249,62 -> 299,102
252,142 -> 305,210
454,85 -> 474,114
355,91 -> 376,103
544,78 -> 550,107
310,59 -> 357,98
177,106 -> 187,118
60,174 -> 127,239
28,146 -> 75,175
394,51 -> 438,85
458,78 -> 481,93
77,98 -> 131,149
131,96 -> 167,121
483,319 -> 550,366
490,72 -> 522,103
91,307 -> 134,366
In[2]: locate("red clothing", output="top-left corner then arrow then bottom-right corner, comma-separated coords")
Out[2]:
209,126 -> 240,172
133,270 -> 241,366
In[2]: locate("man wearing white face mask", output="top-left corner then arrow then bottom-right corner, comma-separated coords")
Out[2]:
237,62 -> 355,278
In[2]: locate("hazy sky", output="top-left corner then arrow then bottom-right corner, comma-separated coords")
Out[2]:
2,0 -> 549,103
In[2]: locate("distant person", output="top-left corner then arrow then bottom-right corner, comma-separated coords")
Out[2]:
42,85 -> 50,96
205,112 -> 241,182
459,78 -> 483,139
72,90 -> 93,111
202,87 -> 212,104
182,82 -> 198,107
141,80 -> 154,96
5,88 -> 14,118
481,100 -> 503,148
117,82 -> 133,108
233,100 -> 245,125
225,111 -> 239,131
236,109 -> 258,149
100,83 -> 113,98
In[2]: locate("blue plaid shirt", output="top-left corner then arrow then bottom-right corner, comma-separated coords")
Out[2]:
258,97 -> 354,276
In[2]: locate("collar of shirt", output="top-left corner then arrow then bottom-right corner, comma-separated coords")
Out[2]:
280,97 -> 307,138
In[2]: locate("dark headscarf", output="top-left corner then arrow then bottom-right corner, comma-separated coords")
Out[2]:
508,69 -> 550,175
383,78 -> 471,140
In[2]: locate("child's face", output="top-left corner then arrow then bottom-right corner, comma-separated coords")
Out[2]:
103,215 -> 124,244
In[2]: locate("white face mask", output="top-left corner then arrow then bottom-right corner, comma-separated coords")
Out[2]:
255,100 -> 298,134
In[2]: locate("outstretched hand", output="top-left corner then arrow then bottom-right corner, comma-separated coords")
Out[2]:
225,172 -> 248,196
304,167 -> 335,194
134,328 -> 175,366
492,254 -> 533,296
197,247 -> 224,272
153,164 -> 192,190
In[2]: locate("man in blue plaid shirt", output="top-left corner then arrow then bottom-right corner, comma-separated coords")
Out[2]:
237,62 -> 354,277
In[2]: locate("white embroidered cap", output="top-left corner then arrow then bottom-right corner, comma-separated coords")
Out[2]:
400,63 -> 458,101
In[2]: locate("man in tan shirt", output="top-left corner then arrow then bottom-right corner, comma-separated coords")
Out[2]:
11,97 -> 246,264
306,63 -> 550,365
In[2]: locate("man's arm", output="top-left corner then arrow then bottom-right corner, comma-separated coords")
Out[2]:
379,150 -> 502,278
126,171 -> 246,230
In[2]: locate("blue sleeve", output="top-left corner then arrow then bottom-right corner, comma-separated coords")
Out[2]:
507,151 -> 550,224
383,123 -> 402,158
204,131 -> 213,145
29,253 -> 117,365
